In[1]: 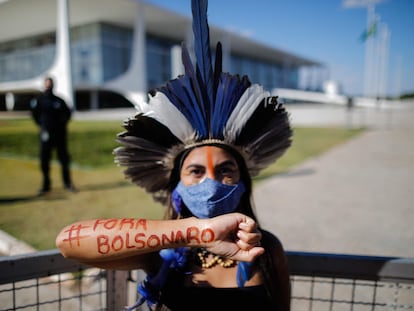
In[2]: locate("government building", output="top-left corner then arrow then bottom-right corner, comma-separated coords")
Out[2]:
0,0 -> 322,111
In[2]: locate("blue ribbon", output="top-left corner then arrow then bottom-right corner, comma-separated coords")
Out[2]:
236,261 -> 254,287
124,248 -> 189,311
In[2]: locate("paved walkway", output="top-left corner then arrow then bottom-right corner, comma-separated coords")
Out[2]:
255,103 -> 414,258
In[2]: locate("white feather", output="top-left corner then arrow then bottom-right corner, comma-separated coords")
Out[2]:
148,92 -> 195,142
131,94 -> 150,113
224,84 -> 269,141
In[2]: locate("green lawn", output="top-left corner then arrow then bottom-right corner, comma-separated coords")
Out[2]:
0,118 -> 364,250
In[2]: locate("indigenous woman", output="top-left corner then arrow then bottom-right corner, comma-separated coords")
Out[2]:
56,0 -> 292,310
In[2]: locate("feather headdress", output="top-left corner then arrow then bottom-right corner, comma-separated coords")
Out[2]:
114,0 -> 292,204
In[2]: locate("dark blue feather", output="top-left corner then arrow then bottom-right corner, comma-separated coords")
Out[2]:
159,77 -> 208,138
157,0 -> 251,141
211,73 -> 251,137
181,42 -> 196,77
181,43 -> 206,120
191,0 -> 214,119
213,42 -> 223,96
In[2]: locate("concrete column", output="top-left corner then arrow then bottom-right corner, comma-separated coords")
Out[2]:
105,1 -> 147,107
5,93 -> 15,111
91,90 -> 99,110
184,22 -> 194,63
129,1 -> 147,95
220,33 -> 231,73
171,45 -> 183,78
49,0 -> 74,109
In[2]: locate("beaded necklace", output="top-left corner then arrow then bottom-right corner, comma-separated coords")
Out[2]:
196,248 -> 237,268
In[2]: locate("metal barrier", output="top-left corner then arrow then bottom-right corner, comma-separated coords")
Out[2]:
1,249 -> 413,310
288,251 -> 414,310
0,249 -> 129,311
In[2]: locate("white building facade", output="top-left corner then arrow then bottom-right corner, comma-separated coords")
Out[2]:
0,0 -> 321,111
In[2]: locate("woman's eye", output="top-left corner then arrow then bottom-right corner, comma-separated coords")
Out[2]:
190,168 -> 204,176
218,167 -> 234,176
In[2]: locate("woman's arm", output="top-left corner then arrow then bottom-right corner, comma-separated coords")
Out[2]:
56,213 -> 264,266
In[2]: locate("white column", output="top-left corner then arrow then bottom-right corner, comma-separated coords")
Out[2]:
91,90 -> 99,110
171,45 -> 183,78
49,0 -> 74,109
220,34 -> 231,73
363,5 -> 376,98
130,2 -> 147,96
184,22 -> 194,64
5,93 -> 15,111
378,23 -> 390,99
105,1 -> 147,107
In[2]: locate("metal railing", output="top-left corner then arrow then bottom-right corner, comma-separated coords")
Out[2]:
1,249 -> 413,310
288,251 -> 414,310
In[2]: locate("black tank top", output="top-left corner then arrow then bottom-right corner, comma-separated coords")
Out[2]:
160,283 -> 277,310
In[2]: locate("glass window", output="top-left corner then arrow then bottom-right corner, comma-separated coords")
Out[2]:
146,35 -> 177,91
229,53 -> 298,89
71,23 -> 133,84
0,34 -> 55,82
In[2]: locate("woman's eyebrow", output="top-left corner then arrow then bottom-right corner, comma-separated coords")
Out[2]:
182,163 -> 204,170
216,160 -> 238,168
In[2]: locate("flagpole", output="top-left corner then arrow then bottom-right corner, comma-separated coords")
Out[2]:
344,0 -> 387,98
363,3 -> 375,98
380,24 -> 390,99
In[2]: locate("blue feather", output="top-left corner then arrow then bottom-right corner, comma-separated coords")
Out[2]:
161,78 -> 208,138
211,73 -> 250,137
181,43 -> 206,121
157,0 -> 251,141
191,0 -> 214,120
213,42 -> 223,92
181,42 -> 203,105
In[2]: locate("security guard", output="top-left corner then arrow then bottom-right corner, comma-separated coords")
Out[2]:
31,77 -> 76,195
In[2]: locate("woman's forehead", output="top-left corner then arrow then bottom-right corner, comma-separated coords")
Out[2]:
183,146 -> 236,165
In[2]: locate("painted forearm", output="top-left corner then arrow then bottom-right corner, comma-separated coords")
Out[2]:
56,217 -> 213,262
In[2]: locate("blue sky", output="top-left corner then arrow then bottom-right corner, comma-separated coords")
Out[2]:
143,0 -> 413,97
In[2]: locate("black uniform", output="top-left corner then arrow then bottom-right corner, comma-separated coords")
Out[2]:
31,89 -> 73,193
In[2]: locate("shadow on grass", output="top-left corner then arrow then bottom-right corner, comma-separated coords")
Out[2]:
0,194 -> 66,205
0,181 -> 131,205
254,167 -> 315,182
79,180 -> 131,191
276,167 -> 315,178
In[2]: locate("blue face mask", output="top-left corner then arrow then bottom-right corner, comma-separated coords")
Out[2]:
172,178 -> 246,219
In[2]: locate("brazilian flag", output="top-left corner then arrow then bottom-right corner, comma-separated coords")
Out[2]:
359,21 -> 377,42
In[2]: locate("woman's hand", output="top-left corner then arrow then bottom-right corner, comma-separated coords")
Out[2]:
203,213 -> 264,262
